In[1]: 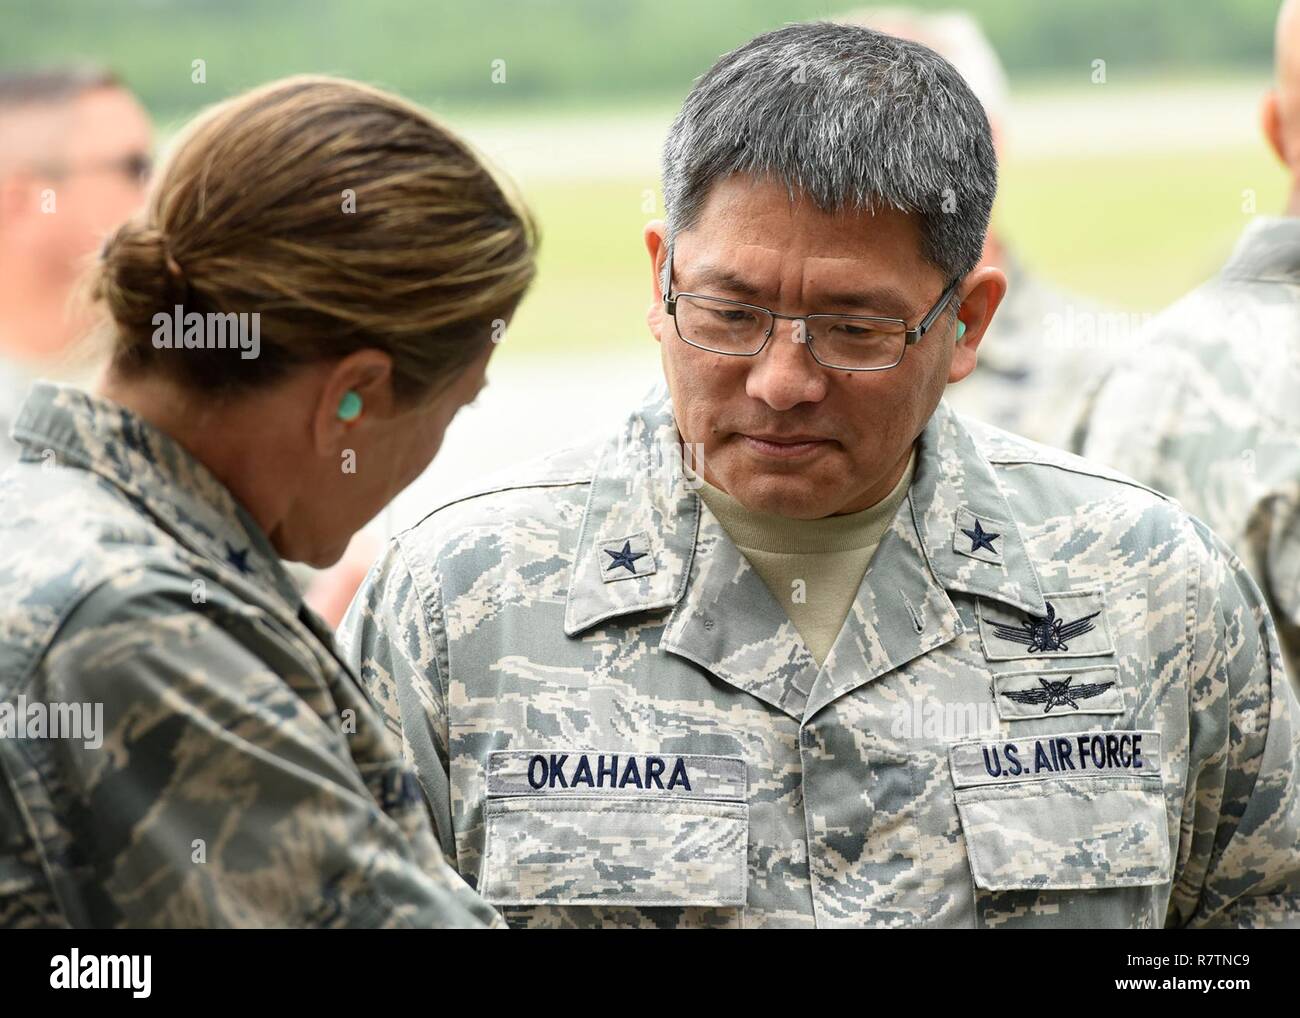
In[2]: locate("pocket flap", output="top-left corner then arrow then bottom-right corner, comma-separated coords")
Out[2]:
955,779 -> 1171,890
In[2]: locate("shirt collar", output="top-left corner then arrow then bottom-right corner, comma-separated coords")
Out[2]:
563,383 -> 1047,638
1221,216 -> 1300,284
564,380 -> 699,635
905,398 -> 1047,616
10,382 -> 302,610
696,449 -> 914,554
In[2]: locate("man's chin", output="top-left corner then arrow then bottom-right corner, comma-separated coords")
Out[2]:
721,472 -> 844,520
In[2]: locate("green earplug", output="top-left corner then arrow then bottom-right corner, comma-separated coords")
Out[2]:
956,321 -> 967,341
337,390 -> 363,421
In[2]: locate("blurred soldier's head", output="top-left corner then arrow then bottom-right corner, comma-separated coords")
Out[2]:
837,7 -> 1010,264
0,67 -> 152,361
644,21 -> 1005,519
1263,0 -> 1300,209
837,7 -> 1009,142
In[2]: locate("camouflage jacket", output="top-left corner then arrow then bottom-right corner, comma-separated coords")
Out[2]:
340,383 -> 1300,929
1072,215 -> 1300,691
0,383 -> 500,928
0,358 -> 35,475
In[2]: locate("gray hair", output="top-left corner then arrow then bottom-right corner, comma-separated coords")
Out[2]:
0,65 -> 120,111
837,8 -> 1010,127
662,21 -> 996,283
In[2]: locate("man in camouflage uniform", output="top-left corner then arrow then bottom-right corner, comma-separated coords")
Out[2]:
341,23 -> 1300,928
1073,1 -> 1300,690
0,384 -> 501,927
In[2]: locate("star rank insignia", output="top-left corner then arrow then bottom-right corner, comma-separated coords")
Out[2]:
952,507 -> 1007,565
962,519 -> 1000,554
598,532 -> 656,583
224,542 -> 252,575
605,541 -> 644,573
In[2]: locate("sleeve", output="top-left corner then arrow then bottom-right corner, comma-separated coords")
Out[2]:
1167,519 -> 1300,928
1069,357 -> 1189,497
1075,321 -> 1300,693
15,574 -> 497,929
337,538 -> 459,862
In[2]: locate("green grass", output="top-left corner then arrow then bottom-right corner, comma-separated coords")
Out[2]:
500,179 -> 664,361
497,142 -> 1290,362
998,144 -> 1287,310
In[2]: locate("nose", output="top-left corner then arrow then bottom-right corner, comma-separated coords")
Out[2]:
744,317 -> 828,411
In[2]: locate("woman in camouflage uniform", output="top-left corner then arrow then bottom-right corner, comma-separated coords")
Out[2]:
0,76 -> 534,928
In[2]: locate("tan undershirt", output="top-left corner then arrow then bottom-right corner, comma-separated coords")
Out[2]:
697,449 -> 916,668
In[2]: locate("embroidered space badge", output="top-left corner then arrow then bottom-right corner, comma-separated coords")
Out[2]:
977,589 -> 1114,661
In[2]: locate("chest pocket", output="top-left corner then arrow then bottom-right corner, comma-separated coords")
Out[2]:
479,751 -> 748,909
949,730 -> 1172,928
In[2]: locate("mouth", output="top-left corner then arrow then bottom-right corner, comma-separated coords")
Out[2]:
737,432 -> 835,460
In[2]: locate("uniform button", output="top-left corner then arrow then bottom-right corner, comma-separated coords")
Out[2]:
791,839 -> 807,864
800,728 -> 814,748
702,617 -> 715,631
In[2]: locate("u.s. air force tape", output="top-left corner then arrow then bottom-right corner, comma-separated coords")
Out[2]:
949,730 -> 1161,788
486,751 -> 747,801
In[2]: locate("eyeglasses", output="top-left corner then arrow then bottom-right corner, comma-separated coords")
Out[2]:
661,245 -> 961,372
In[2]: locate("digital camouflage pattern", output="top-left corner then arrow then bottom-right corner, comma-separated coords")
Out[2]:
1072,216 -> 1300,691
946,251 -> 1112,447
340,380 -> 1300,929
0,359 -> 35,474
0,382 -> 501,928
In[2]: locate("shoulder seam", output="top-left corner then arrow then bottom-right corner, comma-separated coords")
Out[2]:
402,473 -> 593,537
983,454 -> 1175,504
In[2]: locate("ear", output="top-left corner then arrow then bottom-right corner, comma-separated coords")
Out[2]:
947,265 -> 1007,385
644,219 -> 668,342
310,349 -> 396,457
1262,90 -> 1288,167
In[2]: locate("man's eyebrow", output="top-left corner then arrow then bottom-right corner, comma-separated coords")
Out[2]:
814,287 -> 915,319
685,263 -> 917,318
684,264 -> 766,300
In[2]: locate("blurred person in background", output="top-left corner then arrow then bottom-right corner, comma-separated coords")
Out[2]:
0,66 -> 151,470
839,7 -> 1110,447
0,75 -> 534,927
1072,0 -> 1300,689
